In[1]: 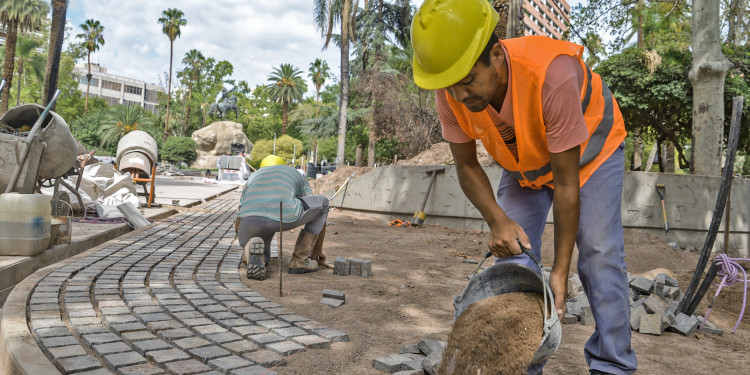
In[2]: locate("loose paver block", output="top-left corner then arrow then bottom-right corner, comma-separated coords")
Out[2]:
629,276 -> 654,294
417,339 -> 446,357
322,289 -> 345,300
374,354 -> 412,373
630,305 -> 647,331
334,257 -> 350,276
562,313 -> 579,324
208,355 -> 253,371
320,297 -> 345,308
313,328 -> 350,342
189,345 -> 231,363
399,344 -> 421,354
361,260 -> 373,278
349,259 -> 363,276
267,340 -> 305,356
643,295 -> 668,315
103,351 -> 147,368
580,305 -> 595,326
668,313 -> 700,336
663,273 -> 679,287
244,349 -> 284,367
639,314 -> 663,335
422,355 -> 441,375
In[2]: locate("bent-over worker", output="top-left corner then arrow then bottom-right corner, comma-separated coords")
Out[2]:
236,155 -> 332,280
411,1 -> 636,374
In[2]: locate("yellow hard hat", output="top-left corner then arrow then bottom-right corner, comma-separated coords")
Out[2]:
411,0 -> 499,90
260,155 -> 285,168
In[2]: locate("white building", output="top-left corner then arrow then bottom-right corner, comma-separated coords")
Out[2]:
74,63 -> 165,115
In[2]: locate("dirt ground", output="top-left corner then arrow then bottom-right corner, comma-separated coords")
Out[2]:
241,209 -> 750,374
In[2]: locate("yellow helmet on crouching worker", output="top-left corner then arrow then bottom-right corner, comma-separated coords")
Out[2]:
260,155 -> 285,168
411,0 -> 499,90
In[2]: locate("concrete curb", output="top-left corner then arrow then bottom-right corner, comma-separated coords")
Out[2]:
0,185 -> 239,375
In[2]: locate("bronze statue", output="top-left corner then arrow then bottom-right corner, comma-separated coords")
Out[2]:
208,86 -> 239,119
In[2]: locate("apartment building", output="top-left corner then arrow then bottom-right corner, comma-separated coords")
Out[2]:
523,0 -> 570,40
74,63 -> 165,115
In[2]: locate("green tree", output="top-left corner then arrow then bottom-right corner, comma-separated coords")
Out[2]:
239,85 -> 283,141
267,63 -> 307,135
0,0 -> 48,114
178,49 -> 205,134
250,135 -> 303,165
76,19 -> 105,114
13,35 -> 41,106
43,0 -> 68,108
158,8 -> 187,142
99,104 -> 156,147
314,0 -> 356,165
161,136 -> 198,165
308,58 -> 331,117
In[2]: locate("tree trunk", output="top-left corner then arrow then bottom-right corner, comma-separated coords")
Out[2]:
355,144 -> 363,166
43,0 -> 68,109
282,100 -> 288,134
16,59 -> 23,106
336,0 -> 352,166
164,41 -> 174,143
505,0 -> 523,39
727,0 -> 740,44
645,142 -> 657,172
85,53 -> 91,114
637,0 -> 645,48
689,0 -> 733,176
664,142 -> 676,173
631,129 -> 643,171
1,18 -> 18,115
367,129 -> 376,167
184,81 -> 192,133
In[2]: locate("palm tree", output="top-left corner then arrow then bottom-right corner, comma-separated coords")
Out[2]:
158,8 -> 187,143
180,49 -> 204,133
99,104 -> 155,147
76,19 -> 105,115
308,58 -> 330,117
13,35 -> 41,105
267,63 -> 307,135
43,0 -> 68,108
313,0 -> 356,165
0,0 -> 48,114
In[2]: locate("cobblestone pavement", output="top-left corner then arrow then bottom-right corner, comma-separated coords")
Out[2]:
25,195 -> 347,374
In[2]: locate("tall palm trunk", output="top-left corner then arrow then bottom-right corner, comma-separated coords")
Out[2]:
16,59 -> 24,106
43,0 -> 68,108
84,52 -> 91,114
184,81 -> 192,132
1,18 -> 18,115
282,100 -> 288,135
164,41 -> 174,142
335,0 -> 352,166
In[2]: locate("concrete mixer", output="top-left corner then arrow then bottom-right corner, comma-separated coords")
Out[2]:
115,130 -> 159,207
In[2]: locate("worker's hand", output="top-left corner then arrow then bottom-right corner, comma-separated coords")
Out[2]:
549,268 -> 568,317
487,217 -> 531,258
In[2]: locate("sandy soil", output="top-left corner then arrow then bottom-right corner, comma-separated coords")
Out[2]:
241,209 -> 750,374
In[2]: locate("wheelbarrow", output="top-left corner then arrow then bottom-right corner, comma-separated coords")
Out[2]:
453,249 -> 562,367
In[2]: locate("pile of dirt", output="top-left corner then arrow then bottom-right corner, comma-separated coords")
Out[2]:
311,166 -> 373,196
396,142 -> 495,167
439,292 -> 544,375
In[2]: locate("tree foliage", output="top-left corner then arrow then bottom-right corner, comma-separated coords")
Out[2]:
250,135 -> 303,165
161,136 -> 198,164
267,63 -> 307,135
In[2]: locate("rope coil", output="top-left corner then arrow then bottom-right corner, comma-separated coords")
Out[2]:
701,254 -> 749,333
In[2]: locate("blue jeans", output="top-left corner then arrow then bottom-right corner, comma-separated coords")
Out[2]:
495,145 -> 637,375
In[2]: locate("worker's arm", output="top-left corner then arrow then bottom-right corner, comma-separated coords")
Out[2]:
548,145 -> 581,316
449,141 -> 531,257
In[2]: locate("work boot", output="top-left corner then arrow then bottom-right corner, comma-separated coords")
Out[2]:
310,226 -> 333,269
288,230 -> 319,274
245,237 -> 266,280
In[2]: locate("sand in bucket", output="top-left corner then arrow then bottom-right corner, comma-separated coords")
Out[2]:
439,292 -> 544,375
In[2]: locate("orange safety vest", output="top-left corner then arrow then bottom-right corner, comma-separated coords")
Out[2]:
446,36 -> 627,189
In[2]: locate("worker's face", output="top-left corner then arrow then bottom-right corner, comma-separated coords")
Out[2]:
447,43 -> 506,112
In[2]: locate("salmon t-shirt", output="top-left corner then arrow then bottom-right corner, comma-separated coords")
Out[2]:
436,46 -> 589,157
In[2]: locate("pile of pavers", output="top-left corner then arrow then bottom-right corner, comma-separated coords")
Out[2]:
320,289 -> 346,308
561,271 -> 723,337
372,338 -> 446,375
334,257 -> 373,277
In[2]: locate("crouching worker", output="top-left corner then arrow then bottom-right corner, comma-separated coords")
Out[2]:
236,155 -> 333,280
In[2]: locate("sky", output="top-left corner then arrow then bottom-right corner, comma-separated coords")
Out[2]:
64,0 -> 586,98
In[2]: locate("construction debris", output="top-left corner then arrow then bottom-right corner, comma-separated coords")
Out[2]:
373,338 -> 446,375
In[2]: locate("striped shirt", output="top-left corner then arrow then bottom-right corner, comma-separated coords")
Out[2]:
238,165 -> 312,222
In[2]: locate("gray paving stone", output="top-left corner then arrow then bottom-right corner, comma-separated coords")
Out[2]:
320,297 -> 345,308
164,359 -> 212,374
232,325 -> 268,337
277,314 -> 309,324
254,302 -> 280,309
639,314 -> 663,335
133,339 -> 173,353
146,348 -> 191,363
272,326 -> 309,339
373,353 -> 412,373
231,306 -> 262,315
147,320 -> 183,331
72,317 -> 104,326
157,328 -> 194,340
630,305 -> 648,331
195,324 -> 228,335
105,315 -> 138,325
139,313 -> 172,323
322,289 -> 345,300
101,307 -> 131,315
418,339 -> 446,357
165,304 -> 195,313
668,313 -> 700,336
117,362 -> 166,375
266,340 -> 304,356
256,319 -> 290,330
189,345 -> 231,363
174,311 -> 205,320
121,330 -> 157,343
57,355 -> 102,373
69,309 -> 97,318
313,328 -> 350,342
82,332 -> 121,346
77,369 -> 115,375
219,318 -> 251,327
248,332 -> 285,345
221,340 -> 260,355
263,307 -> 292,317
349,258 -> 363,276
292,334 -> 332,349
94,341 -> 132,354
361,260 -> 373,277
205,331 -> 243,344
629,276 -> 654,294
35,326 -> 71,338
208,355 -> 253,371
76,325 -> 110,335
294,320 -> 326,331
243,312 -> 273,322
48,344 -> 87,359
230,365 -> 278,375
133,306 -> 163,314
399,344 -> 421,354
183,318 -> 214,326
111,322 -> 147,334
173,337 -> 211,350
643,294 -> 668,315
243,349 -> 284,367
103,351 -> 147,368
198,304 -> 228,313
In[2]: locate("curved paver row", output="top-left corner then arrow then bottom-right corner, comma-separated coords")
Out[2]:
24,194 -> 347,375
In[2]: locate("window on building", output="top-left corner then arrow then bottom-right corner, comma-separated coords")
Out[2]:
144,103 -> 158,115
145,89 -> 159,102
125,85 -> 143,95
102,80 -> 122,91
104,96 -> 120,106
79,76 -> 99,86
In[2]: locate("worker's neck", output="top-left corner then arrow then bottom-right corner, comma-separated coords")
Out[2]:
490,56 -> 509,113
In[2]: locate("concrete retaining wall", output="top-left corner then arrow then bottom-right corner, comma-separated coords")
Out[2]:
330,166 -> 749,256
